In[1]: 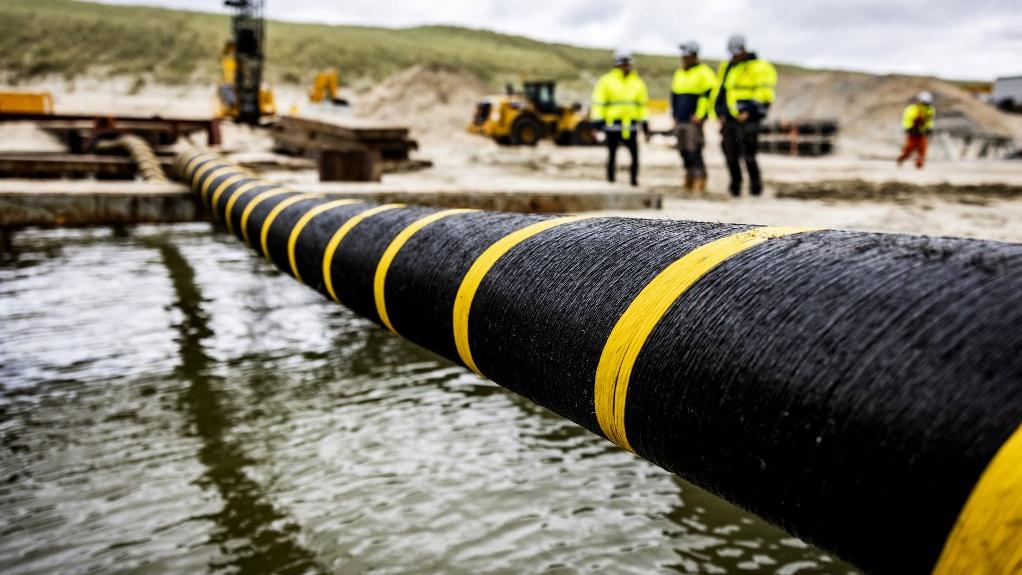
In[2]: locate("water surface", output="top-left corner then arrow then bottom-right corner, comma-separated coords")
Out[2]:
0,225 -> 856,574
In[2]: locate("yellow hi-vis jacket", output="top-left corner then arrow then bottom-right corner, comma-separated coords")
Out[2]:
709,56 -> 777,120
671,63 -> 717,122
222,54 -> 237,83
591,68 -> 649,138
902,103 -> 935,134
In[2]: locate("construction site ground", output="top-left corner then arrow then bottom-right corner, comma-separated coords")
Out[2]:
3,66 -> 1022,242
439,142 -> 1022,242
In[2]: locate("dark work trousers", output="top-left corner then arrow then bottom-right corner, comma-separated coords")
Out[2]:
605,130 -> 639,186
676,122 -> 707,179
721,119 -> 762,196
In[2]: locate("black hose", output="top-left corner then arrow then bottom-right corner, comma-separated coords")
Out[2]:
174,149 -> 1022,575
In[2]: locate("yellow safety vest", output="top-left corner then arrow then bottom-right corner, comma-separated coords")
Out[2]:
671,63 -> 717,121
591,68 -> 649,138
902,103 -> 935,133
710,56 -> 777,120
222,55 -> 236,84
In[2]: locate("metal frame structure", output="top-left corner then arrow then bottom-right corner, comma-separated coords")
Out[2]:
224,0 -> 266,125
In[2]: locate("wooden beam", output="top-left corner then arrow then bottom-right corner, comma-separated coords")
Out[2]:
0,112 -> 222,146
276,114 -> 410,142
0,153 -> 174,179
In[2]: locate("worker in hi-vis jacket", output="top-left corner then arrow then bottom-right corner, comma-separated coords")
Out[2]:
591,49 -> 650,187
671,41 -> 717,193
710,34 -> 777,197
897,91 -> 936,169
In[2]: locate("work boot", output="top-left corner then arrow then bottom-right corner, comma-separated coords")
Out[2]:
693,177 -> 707,195
683,174 -> 694,192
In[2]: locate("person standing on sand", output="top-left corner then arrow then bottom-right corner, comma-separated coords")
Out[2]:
897,91 -> 936,169
710,34 -> 777,198
671,41 -> 717,194
591,49 -> 650,187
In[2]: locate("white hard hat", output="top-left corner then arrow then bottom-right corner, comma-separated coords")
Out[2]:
679,41 -> 700,57
614,49 -> 634,65
727,34 -> 747,55
918,90 -> 934,104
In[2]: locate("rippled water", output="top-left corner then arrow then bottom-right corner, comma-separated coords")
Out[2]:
0,225 -> 857,574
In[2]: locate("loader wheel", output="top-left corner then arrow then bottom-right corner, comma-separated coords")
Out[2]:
510,115 -> 542,146
554,130 -> 574,146
573,121 -> 599,146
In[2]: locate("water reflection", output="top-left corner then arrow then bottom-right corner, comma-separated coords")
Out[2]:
151,239 -> 323,575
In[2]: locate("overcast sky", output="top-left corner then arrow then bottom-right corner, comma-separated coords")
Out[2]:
95,0 -> 1021,80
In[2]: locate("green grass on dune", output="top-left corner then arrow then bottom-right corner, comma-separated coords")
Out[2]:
0,0 -> 888,98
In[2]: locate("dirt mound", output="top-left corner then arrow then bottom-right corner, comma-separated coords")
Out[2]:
355,65 -> 493,141
772,72 -> 1022,155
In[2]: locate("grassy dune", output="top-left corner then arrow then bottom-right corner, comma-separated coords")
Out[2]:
0,0 -> 827,96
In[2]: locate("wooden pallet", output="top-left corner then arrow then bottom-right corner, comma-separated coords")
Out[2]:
271,114 -> 422,181
758,120 -> 839,157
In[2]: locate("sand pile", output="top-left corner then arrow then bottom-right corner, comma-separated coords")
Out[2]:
772,72 -> 1022,154
355,65 -> 493,141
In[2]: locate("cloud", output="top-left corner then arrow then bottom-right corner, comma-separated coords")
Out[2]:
93,0 -> 1022,79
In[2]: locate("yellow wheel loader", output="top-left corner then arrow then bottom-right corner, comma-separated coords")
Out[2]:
309,68 -> 350,106
468,81 -> 597,146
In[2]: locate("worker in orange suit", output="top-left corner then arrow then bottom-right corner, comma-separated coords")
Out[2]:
897,91 -> 936,168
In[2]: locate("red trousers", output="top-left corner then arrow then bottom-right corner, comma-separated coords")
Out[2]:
897,134 -> 928,168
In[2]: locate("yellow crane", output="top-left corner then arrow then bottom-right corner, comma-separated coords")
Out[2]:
215,0 -> 276,124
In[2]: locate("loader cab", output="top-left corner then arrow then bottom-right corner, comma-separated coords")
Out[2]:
523,81 -> 559,114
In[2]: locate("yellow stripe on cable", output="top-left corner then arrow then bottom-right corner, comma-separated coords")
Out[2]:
199,166 -> 236,208
182,150 -> 217,170
321,204 -> 405,304
259,193 -> 324,260
240,188 -> 290,246
453,215 -> 598,376
375,209 -> 476,335
209,174 -> 248,220
594,226 -> 817,451
189,159 -> 222,186
180,152 -> 217,178
223,182 -> 261,233
287,199 -> 364,282
931,423 -> 1022,575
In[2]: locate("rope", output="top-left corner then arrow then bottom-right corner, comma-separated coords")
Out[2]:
95,134 -> 169,182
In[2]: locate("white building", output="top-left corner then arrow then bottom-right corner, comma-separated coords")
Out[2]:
992,75 -> 1022,108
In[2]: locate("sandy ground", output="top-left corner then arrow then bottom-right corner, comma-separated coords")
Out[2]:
3,71 -> 1022,243
402,137 -> 1022,242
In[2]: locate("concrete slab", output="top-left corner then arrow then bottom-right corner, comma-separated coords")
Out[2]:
0,180 -> 199,227
0,179 -> 662,228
